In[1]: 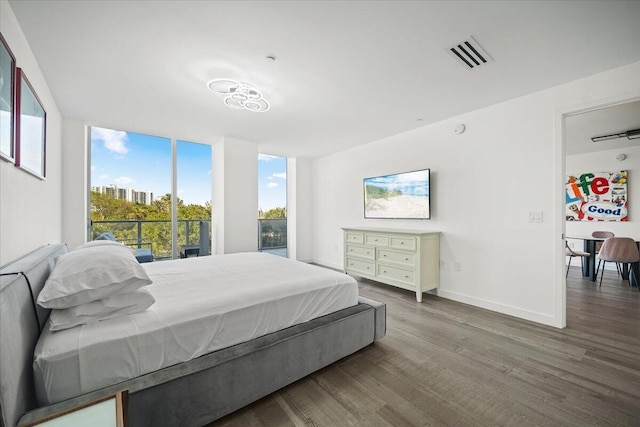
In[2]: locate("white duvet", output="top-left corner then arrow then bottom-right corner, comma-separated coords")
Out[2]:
33,252 -> 358,405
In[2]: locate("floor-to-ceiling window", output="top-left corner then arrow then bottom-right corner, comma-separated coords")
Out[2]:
258,154 -> 287,257
89,126 -> 211,260
177,140 -> 212,257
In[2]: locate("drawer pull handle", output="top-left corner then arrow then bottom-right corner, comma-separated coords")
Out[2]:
350,263 -> 354,266
400,242 -> 404,245
366,251 -> 370,254
374,239 -> 378,242
404,275 -> 409,278
366,267 -> 370,269
383,270 -> 387,273
404,257 -> 409,261
383,254 -> 387,257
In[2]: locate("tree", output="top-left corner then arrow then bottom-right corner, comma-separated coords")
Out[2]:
261,207 -> 286,219
178,203 -> 211,220
152,193 -> 178,216
90,191 -> 212,258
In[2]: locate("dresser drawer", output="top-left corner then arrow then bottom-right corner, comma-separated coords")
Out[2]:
364,233 -> 389,247
345,231 -> 364,244
389,235 -> 417,251
377,264 -> 416,286
378,248 -> 416,267
345,244 -> 375,260
345,258 -> 375,275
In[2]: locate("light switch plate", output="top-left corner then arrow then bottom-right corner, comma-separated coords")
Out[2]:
529,211 -> 543,223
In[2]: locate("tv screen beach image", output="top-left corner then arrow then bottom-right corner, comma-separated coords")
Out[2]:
364,169 -> 430,219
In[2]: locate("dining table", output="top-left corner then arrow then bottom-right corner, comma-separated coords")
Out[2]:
566,235 -> 639,288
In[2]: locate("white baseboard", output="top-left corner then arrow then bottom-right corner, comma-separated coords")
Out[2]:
310,257 -> 563,328
311,259 -> 343,271
438,289 -> 562,328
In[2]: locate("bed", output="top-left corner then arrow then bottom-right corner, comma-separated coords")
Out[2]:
0,244 -> 386,427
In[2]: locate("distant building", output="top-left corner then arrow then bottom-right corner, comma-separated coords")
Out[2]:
117,187 -> 127,201
125,187 -> 135,203
135,191 -> 154,205
102,185 -> 117,198
92,185 -> 154,205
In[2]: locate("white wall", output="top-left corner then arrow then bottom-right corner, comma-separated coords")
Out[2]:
0,1 -> 62,264
566,145 -> 640,238
287,157 -> 313,262
61,119 -> 88,250
312,61 -> 640,328
212,137 -> 258,254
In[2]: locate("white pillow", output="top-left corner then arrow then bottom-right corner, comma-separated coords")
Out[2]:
48,288 -> 156,331
73,240 -> 132,251
38,245 -> 153,309
73,240 -> 137,256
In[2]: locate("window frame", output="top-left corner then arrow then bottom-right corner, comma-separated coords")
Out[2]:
0,33 -> 17,163
15,67 -> 47,179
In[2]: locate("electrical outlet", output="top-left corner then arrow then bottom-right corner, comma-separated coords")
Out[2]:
454,262 -> 462,272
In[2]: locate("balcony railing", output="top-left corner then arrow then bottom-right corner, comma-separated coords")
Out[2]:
91,219 -> 211,260
258,218 -> 287,252
91,218 -> 287,260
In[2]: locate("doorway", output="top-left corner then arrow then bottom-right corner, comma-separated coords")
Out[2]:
561,97 -> 640,328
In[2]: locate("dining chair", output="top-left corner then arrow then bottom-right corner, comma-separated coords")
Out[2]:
597,237 -> 640,289
566,242 -> 590,278
592,231 -> 618,277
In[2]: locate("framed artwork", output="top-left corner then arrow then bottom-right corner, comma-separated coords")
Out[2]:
0,33 -> 16,162
19,390 -> 128,427
16,67 -> 47,178
565,170 -> 628,221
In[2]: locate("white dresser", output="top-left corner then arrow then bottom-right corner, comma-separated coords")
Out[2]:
342,227 -> 440,302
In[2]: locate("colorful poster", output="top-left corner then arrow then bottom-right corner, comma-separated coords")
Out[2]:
566,171 -> 627,221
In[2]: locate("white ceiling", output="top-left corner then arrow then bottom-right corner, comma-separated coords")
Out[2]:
565,100 -> 640,156
8,0 -> 640,158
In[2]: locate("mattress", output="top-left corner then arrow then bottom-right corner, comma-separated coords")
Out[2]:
33,252 -> 358,405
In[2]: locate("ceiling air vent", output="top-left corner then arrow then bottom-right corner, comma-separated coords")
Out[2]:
448,36 -> 493,70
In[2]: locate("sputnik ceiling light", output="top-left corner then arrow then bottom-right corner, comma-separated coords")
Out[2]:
207,79 -> 270,112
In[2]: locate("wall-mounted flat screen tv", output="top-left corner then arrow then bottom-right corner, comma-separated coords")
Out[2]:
364,168 -> 430,219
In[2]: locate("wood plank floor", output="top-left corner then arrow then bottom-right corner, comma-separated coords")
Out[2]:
211,268 -> 640,426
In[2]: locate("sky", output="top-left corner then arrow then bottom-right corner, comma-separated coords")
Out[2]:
365,169 -> 430,197
258,154 -> 287,212
90,127 -> 287,211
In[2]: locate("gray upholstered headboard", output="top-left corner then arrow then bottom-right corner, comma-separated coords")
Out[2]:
0,244 -> 67,427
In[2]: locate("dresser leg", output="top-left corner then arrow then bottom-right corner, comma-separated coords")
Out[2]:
416,291 -> 422,302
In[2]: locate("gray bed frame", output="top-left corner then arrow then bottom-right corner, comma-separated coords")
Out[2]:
0,244 -> 385,427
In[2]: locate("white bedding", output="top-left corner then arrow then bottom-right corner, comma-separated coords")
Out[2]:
33,252 -> 358,405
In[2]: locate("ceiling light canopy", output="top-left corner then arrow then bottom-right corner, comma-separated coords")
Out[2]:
207,79 -> 270,112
